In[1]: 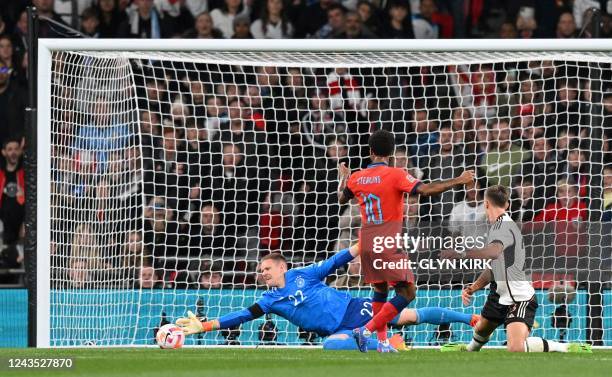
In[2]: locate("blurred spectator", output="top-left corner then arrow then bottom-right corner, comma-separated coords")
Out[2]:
10,10 -> 28,60
199,270 -> 223,288
0,138 -> 25,245
515,6 -> 537,38
479,118 -> 529,188
337,11 -> 375,38
231,14 -> 254,38
394,145 -> 423,181
119,0 -> 169,38
183,11 -> 223,38
448,179 -> 486,238
533,178 -> 587,222
523,135 -> 559,210
187,203 -> 235,259
301,90 -> 345,150
96,0 -> 128,38
510,176 -> 536,222
137,264 -> 162,288
407,108 -> 438,169
560,148 -> 589,198
122,230 -> 148,270
498,21 -> 517,38
423,124 -> 461,220
356,0 -> 382,37
143,196 -> 179,260
204,96 -> 229,139
0,60 -> 26,144
34,0 -> 72,38
294,0 -> 335,37
250,0 -> 294,38
81,7 -> 100,37
0,35 -> 23,83
207,143 -> 261,235
381,0 -> 414,38
412,0 -> 443,39
556,11 -> 577,38
314,3 -> 346,38
210,0 -> 251,38
452,63 -> 497,118
259,192 -> 286,252
68,258 -> 92,288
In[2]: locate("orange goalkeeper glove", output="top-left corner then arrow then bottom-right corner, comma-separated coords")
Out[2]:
175,310 -> 219,335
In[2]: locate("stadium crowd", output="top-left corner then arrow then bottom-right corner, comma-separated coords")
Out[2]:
0,0 -> 611,289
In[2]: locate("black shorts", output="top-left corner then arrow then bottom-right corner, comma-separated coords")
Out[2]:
481,293 -> 538,329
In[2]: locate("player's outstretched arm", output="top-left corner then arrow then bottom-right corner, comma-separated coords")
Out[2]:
415,170 -> 475,197
461,269 -> 492,306
176,303 -> 266,335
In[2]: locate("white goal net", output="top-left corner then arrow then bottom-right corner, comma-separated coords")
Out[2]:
39,41 -> 611,347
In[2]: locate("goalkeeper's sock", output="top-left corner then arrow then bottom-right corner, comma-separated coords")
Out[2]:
467,330 -> 489,352
524,337 -> 569,352
366,295 -> 410,333
416,307 -> 473,326
371,292 -> 388,342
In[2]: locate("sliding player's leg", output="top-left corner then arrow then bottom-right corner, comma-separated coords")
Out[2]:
506,299 -> 592,353
371,283 -> 389,342
391,307 -> 479,327
441,316 -> 499,352
354,281 -> 415,352
363,282 -> 415,334
507,321 -> 589,353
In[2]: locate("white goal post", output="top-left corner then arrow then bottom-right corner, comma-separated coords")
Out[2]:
36,39 -> 612,348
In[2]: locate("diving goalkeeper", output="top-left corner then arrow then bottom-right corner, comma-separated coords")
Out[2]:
176,244 -> 478,351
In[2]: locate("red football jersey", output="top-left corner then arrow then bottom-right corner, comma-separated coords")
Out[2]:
346,163 -> 420,224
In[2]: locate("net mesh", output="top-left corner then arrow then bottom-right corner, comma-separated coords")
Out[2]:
47,50 -> 611,346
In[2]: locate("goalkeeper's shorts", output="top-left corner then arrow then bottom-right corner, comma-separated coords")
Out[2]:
334,297 -> 401,332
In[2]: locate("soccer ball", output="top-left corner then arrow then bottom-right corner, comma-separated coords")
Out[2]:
156,324 -> 185,349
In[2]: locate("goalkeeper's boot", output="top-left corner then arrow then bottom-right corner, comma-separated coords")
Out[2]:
352,326 -> 371,353
377,340 -> 398,353
470,314 -> 481,328
567,343 -> 593,353
389,333 -> 410,351
440,343 -> 468,352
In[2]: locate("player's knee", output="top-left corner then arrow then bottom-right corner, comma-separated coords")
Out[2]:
506,341 -> 525,353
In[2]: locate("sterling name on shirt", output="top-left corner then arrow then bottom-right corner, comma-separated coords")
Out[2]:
356,176 -> 382,185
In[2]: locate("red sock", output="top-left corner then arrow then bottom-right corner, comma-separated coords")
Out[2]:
366,302 -> 400,334
372,301 -> 388,341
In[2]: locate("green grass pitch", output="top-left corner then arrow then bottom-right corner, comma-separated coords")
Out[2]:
0,348 -> 610,377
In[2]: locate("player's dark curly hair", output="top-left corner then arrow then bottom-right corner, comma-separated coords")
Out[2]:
368,129 -> 395,157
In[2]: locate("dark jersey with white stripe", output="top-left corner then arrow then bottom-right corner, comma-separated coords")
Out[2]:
486,213 -> 534,304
